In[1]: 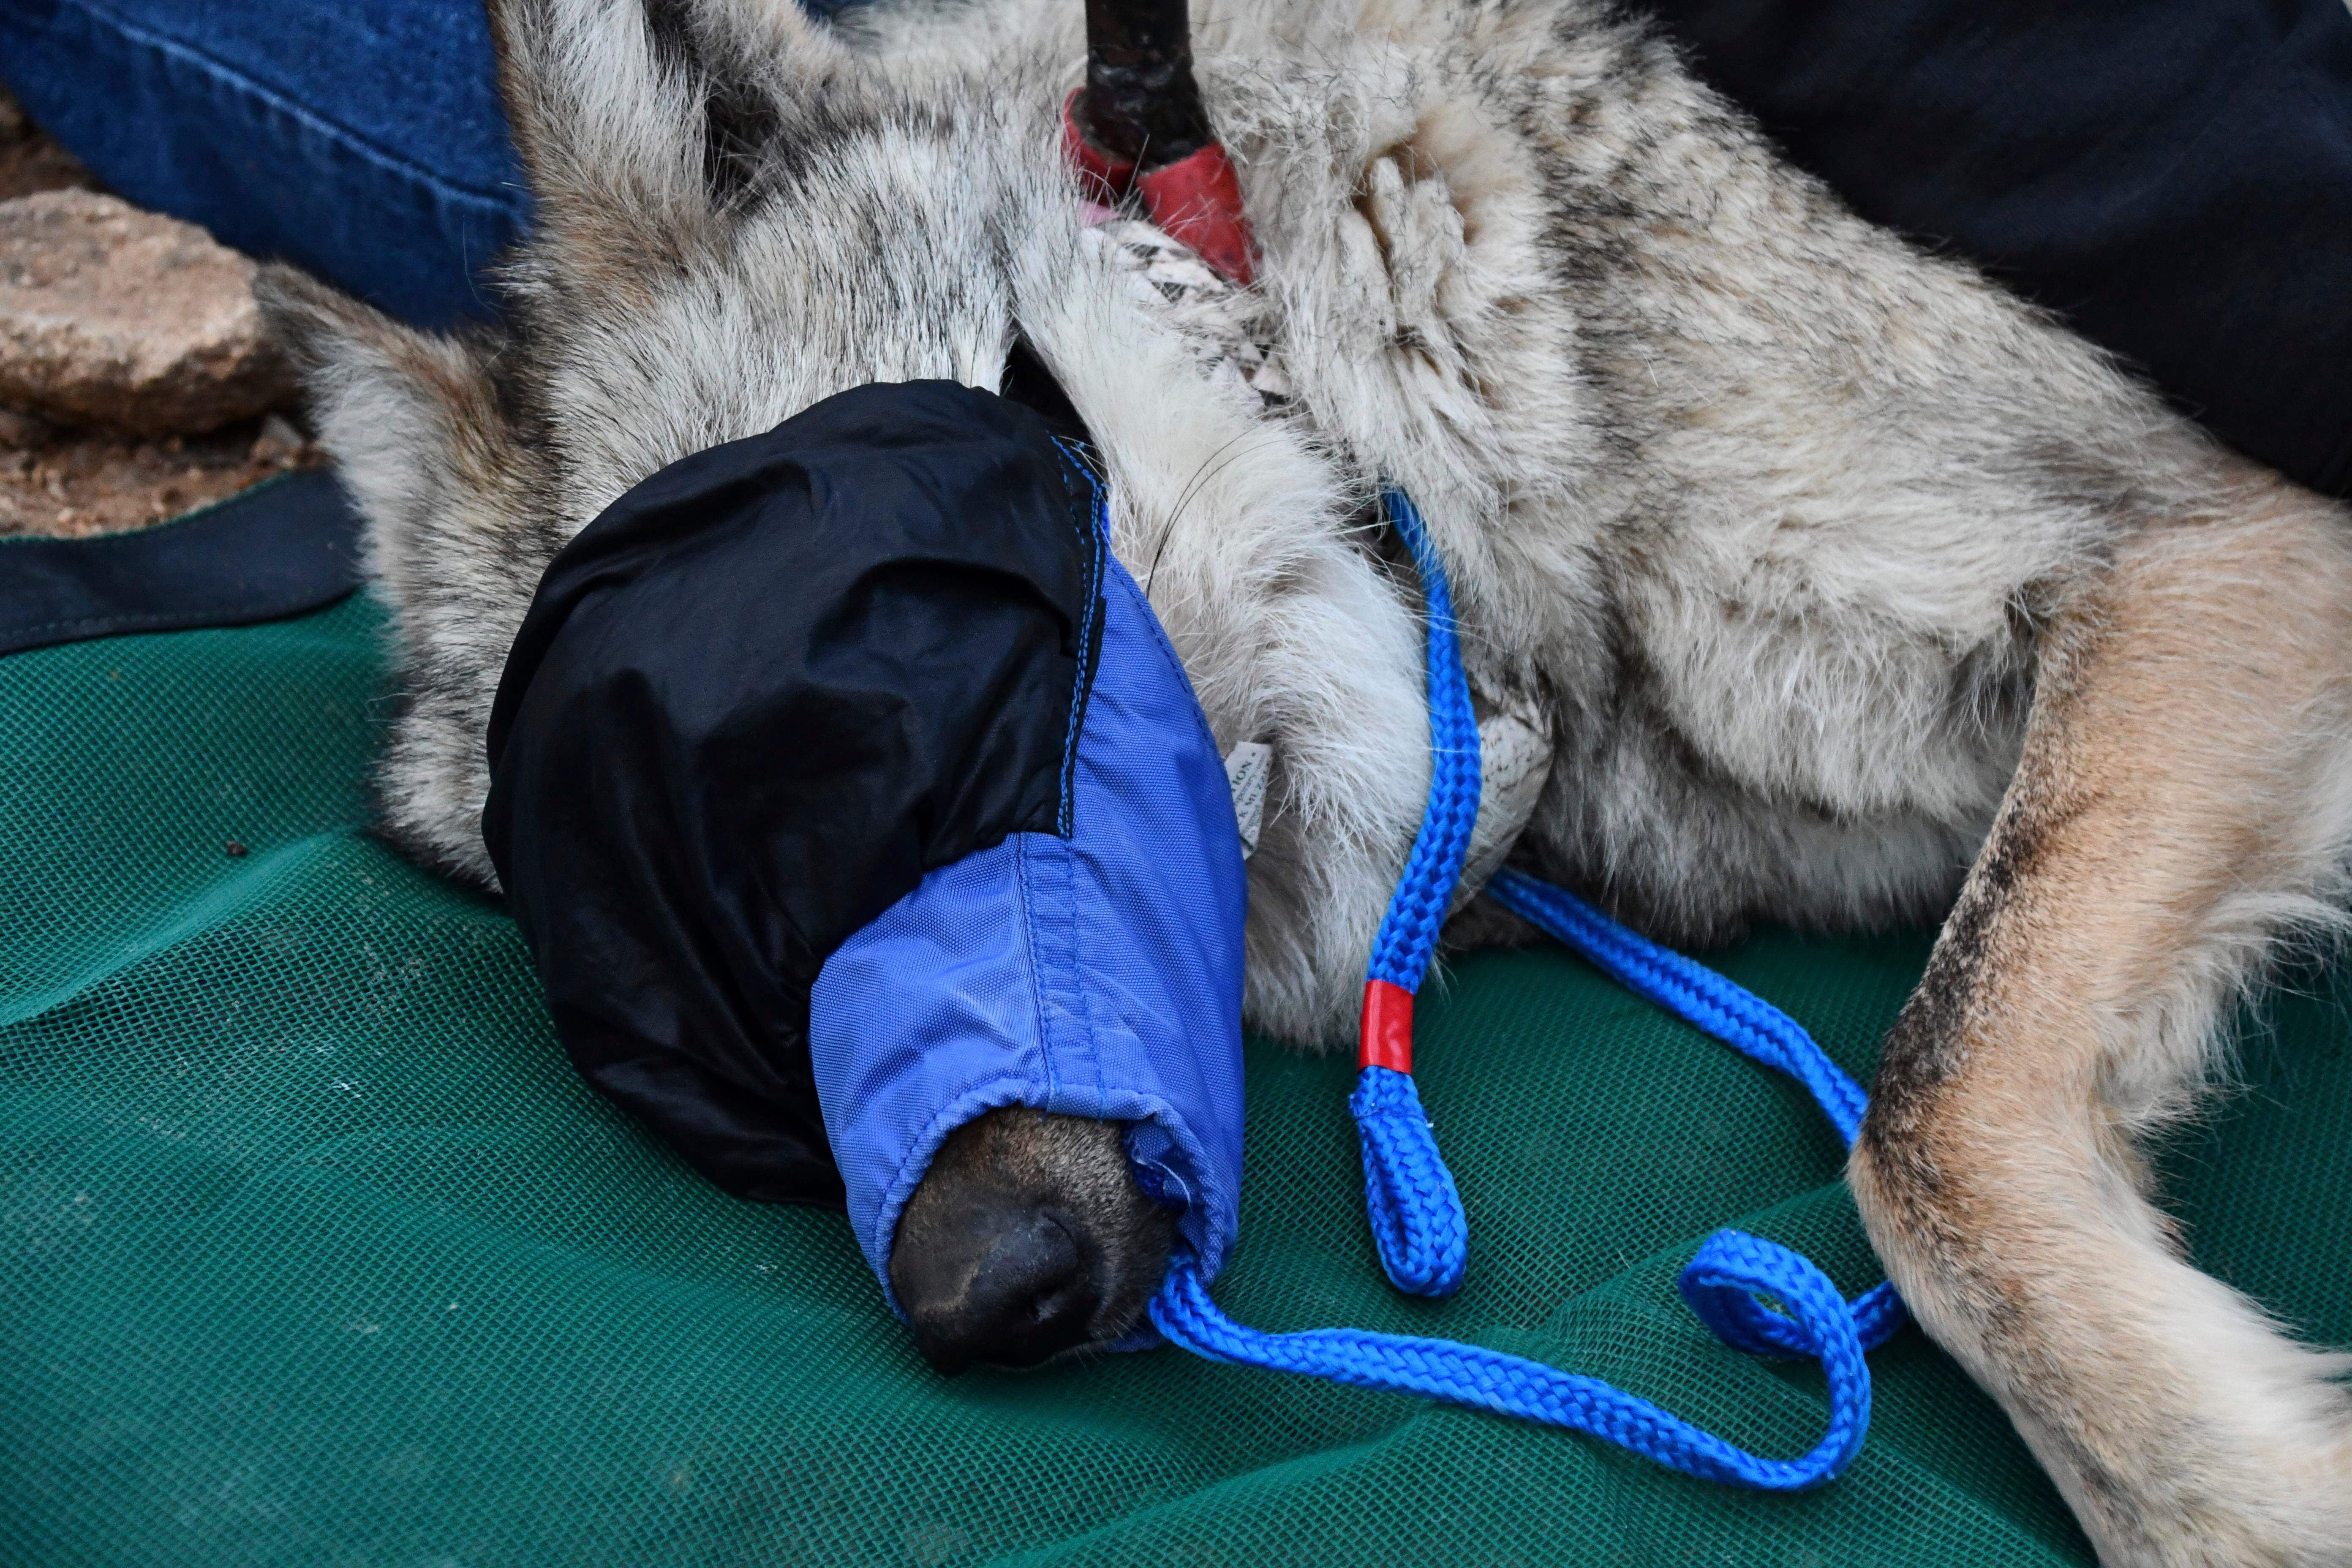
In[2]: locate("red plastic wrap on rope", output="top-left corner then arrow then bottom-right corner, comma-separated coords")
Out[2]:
1060,91 -> 1136,204
1059,92 -> 1257,287
1359,979 -> 1415,1074
1133,144 -> 1255,287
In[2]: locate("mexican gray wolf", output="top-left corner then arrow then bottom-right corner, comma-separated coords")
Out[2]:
259,0 -> 2352,1560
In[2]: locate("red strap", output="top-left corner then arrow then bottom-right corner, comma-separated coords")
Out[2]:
1061,90 -> 1137,203
1134,144 -> 1256,287
1059,92 -> 1259,287
1359,980 -> 1415,1074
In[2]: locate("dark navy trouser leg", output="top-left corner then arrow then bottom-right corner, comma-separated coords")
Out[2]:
0,0 -> 530,327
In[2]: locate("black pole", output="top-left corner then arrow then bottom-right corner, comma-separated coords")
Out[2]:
1077,0 -> 1214,171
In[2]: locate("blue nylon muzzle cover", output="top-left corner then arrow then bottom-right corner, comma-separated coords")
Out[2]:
812,548 -> 1247,1309
484,378 -> 1246,1317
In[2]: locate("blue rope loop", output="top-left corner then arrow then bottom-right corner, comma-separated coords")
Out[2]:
1153,1227 -> 1872,1491
1484,867 -> 1909,1358
1481,871 -> 1872,1149
1350,486 -> 1481,1298
1145,482 -> 1906,1489
1349,1066 -> 1467,1296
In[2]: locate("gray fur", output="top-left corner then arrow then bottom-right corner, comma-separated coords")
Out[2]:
259,0 -> 2352,1560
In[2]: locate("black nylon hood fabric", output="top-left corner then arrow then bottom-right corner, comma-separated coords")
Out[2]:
482,381 -> 1102,1207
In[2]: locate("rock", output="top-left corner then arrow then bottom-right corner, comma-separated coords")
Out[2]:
0,135 -> 98,202
0,190 -> 291,437
0,403 -> 55,448
0,88 -> 101,200
249,411 -> 305,466
0,413 -> 310,540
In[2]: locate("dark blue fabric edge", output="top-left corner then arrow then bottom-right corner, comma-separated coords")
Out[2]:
0,470 -> 365,659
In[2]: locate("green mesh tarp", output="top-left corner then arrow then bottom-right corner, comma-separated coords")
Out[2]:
5,567 -> 2351,1566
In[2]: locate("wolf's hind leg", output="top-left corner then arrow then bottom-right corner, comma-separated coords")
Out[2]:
1850,464 -> 2352,1568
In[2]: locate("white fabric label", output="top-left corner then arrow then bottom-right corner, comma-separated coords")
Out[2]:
1223,741 -> 1274,860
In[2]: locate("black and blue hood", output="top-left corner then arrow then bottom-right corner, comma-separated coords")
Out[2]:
482,380 -> 1247,1301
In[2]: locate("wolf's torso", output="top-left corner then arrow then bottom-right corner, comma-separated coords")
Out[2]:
319,0 -> 2233,1045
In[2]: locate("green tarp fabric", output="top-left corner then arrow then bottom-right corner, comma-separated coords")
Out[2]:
4,571 -> 2350,1566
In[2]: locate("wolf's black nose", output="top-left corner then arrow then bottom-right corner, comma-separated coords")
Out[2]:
898,1207 -> 1102,1375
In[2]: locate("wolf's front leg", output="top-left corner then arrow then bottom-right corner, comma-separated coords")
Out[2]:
1851,463 -> 2352,1568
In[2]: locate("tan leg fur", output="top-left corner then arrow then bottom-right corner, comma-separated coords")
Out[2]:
1853,464 -> 2352,1568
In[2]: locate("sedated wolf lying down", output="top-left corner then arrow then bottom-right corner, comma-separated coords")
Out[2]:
261,0 -> 2352,1560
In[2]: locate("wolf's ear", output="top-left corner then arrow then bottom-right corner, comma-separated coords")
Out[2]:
256,263 -> 552,610
256,262 -> 553,887
485,0 -> 835,277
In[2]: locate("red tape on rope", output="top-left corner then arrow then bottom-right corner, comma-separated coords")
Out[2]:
1060,92 -> 1257,287
1359,979 -> 1415,1074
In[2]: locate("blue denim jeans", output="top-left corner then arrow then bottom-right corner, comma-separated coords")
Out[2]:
5,0 -> 2348,493
2,0 -> 528,326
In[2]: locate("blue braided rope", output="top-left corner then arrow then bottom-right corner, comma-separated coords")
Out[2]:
1144,483 -> 1904,1488
1350,487 -> 1480,1298
1152,1225 -> 1871,1490
1349,1065 -> 1465,1294
1484,868 -> 1908,1352
1481,872 -> 1871,1149
1151,875 -> 1904,1484
1361,488 -> 1482,993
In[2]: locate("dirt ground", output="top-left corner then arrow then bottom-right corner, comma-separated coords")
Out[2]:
0,409 -> 317,539
0,92 -> 96,204
0,93 -> 316,541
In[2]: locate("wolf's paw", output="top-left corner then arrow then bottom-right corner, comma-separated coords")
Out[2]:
1452,696 -> 1550,913
1339,147 -> 1479,384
